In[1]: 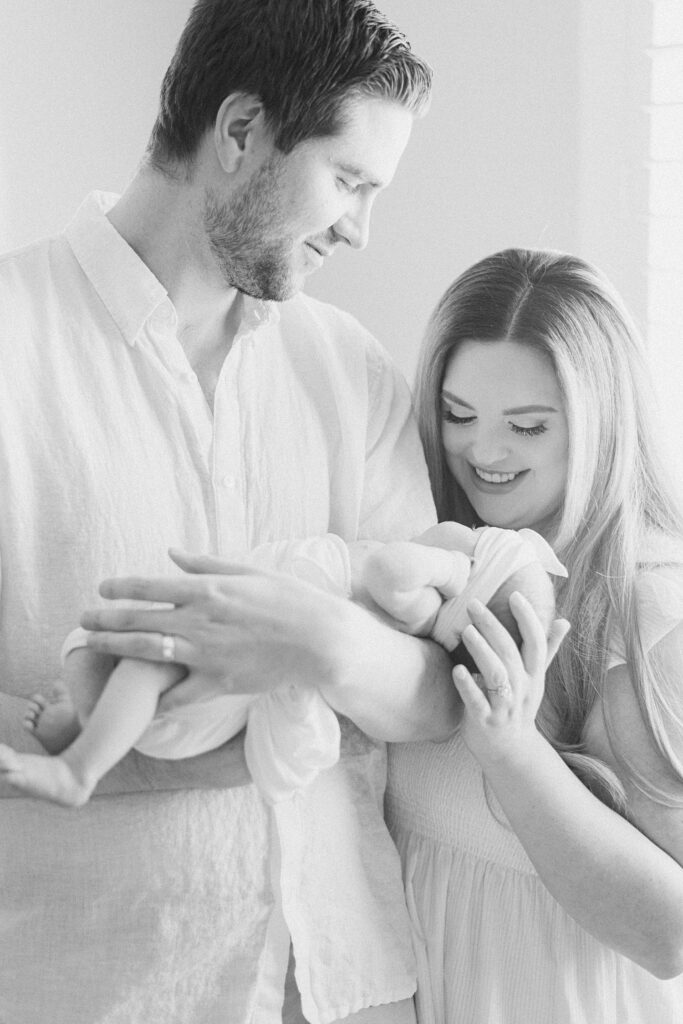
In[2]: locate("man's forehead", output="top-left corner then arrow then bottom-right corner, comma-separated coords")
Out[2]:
327,96 -> 414,186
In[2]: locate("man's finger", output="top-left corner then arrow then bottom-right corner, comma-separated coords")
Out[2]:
85,630 -> 195,665
80,607 -> 179,634
99,575 -> 209,604
168,548 -> 246,575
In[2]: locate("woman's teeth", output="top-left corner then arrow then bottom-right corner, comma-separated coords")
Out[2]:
473,467 -> 521,484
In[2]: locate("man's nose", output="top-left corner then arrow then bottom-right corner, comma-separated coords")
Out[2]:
334,196 -> 373,251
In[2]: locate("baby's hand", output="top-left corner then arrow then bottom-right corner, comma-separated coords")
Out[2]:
362,541 -> 470,636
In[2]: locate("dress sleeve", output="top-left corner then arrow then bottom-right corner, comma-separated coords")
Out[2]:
608,564 -> 683,669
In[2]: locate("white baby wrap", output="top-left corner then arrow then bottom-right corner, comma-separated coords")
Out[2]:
62,535 -> 351,803
430,525 -> 568,651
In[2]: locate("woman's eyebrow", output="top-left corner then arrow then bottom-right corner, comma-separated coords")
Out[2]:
442,389 -> 474,409
503,404 -> 559,415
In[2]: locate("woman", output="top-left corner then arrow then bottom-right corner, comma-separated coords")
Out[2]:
385,248 -> 683,1023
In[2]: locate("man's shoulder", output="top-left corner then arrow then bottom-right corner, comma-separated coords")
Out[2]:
279,291 -> 396,373
0,233 -> 70,294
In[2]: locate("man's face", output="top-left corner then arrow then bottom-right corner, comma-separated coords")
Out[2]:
203,96 -> 413,300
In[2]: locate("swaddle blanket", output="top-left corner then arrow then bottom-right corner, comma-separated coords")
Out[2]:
431,526 -> 567,652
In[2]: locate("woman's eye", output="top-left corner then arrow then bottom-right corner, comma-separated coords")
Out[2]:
443,410 -> 475,425
338,178 -> 360,194
509,422 -> 548,437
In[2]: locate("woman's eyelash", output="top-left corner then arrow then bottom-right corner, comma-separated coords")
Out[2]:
442,408 -> 548,437
442,410 -> 474,425
510,422 -> 548,436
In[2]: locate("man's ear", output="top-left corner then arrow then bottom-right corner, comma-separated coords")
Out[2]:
213,93 -> 267,174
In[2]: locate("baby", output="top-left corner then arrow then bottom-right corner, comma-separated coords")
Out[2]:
0,524 -> 565,807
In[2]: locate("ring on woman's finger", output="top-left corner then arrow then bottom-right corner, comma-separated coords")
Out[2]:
486,683 -> 512,698
161,634 -> 176,661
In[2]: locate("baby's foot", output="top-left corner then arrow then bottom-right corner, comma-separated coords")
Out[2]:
24,682 -> 80,754
0,745 -> 95,807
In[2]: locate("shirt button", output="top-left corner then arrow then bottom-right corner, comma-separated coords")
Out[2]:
220,474 -> 237,488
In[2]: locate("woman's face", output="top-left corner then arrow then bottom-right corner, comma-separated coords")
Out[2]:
441,338 -> 569,538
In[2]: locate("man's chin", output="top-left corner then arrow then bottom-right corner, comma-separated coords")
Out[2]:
232,269 -> 303,303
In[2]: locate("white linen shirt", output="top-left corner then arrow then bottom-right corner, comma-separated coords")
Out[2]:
0,193 -> 436,1024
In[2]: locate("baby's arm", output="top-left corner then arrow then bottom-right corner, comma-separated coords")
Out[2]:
362,541 -> 471,636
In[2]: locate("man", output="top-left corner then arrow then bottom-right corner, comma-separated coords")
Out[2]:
0,2 -> 459,1021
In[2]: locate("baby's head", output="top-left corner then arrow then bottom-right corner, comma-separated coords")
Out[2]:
427,524 -> 565,669
451,559 -> 557,673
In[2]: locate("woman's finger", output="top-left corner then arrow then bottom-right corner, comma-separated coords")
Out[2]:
452,664 -> 490,716
545,617 -> 571,668
461,623 -> 511,691
508,591 -> 548,675
466,599 -> 520,665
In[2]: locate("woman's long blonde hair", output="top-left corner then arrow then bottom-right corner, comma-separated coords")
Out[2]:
415,248 -> 683,809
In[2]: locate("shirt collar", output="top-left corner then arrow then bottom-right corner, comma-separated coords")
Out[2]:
65,191 -> 280,345
64,191 -> 169,347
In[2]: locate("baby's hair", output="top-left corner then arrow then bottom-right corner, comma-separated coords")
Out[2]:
453,562 -> 555,672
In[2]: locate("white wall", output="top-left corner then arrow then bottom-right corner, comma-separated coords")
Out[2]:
0,0 -> 192,247
0,1 -> 649,383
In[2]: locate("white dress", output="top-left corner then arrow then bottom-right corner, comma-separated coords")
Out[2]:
386,564 -> 683,1024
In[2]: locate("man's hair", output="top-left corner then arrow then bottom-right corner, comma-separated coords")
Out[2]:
147,0 -> 432,168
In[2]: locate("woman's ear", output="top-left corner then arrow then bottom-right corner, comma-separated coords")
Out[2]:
213,92 -> 267,174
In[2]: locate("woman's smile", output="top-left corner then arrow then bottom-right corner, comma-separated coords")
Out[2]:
469,465 -> 529,489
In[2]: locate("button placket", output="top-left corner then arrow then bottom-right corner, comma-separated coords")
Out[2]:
211,338 -> 249,553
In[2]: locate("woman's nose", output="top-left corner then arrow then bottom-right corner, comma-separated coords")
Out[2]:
468,431 -> 510,466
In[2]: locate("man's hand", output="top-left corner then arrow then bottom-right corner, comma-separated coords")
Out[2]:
81,550 -> 348,696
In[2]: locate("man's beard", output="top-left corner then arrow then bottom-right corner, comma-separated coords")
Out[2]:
202,155 -> 298,301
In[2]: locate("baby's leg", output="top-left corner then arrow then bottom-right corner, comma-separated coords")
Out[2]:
0,658 -> 184,807
23,648 -> 119,755
363,542 -> 471,635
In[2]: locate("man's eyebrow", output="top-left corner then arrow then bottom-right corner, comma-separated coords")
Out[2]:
441,391 -> 558,415
336,162 -> 383,189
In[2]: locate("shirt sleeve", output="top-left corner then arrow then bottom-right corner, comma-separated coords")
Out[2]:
359,343 -> 437,543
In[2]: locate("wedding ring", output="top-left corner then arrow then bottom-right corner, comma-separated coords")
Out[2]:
486,683 -> 512,698
161,634 -> 176,662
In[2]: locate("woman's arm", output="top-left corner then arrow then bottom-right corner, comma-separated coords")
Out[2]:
453,595 -> 683,979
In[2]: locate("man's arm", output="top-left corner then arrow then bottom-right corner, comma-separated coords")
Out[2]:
81,561 -> 462,743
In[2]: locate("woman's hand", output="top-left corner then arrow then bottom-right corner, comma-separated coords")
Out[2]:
452,591 -> 568,769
